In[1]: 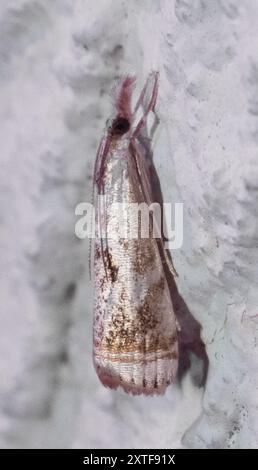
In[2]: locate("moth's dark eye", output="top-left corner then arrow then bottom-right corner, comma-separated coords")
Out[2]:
111,117 -> 130,135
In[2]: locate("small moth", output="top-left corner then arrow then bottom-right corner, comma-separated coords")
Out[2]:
93,72 -> 178,395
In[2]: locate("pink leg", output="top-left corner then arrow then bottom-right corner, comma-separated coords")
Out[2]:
132,71 -> 159,139
133,78 -> 149,115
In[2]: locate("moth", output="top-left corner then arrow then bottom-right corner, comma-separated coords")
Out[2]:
93,72 -> 178,395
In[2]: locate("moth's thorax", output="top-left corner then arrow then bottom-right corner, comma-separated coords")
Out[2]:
109,134 -> 130,154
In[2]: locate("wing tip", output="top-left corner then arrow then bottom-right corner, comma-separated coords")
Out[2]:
95,364 -> 176,396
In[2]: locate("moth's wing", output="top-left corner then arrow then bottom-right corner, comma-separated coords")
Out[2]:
94,235 -> 179,395
94,146 -> 178,396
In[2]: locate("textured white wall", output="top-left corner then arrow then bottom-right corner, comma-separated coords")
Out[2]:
0,0 -> 258,448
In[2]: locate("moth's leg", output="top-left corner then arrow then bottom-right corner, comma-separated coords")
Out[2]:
90,134 -> 111,279
133,71 -> 159,115
149,108 -> 160,141
136,108 -> 160,157
132,71 -> 159,139
94,135 -> 110,191
88,186 -> 95,281
131,76 -> 177,277
133,78 -> 149,115
98,192 -> 109,280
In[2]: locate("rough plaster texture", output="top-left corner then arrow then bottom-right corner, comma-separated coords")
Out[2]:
0,0 -> 258,448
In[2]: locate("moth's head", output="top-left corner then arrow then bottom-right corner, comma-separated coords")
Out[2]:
110,116 -> 130,136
